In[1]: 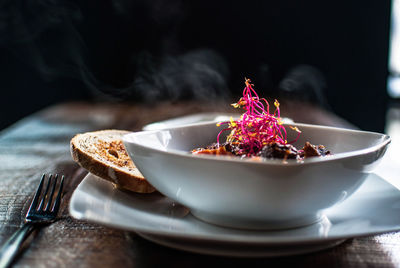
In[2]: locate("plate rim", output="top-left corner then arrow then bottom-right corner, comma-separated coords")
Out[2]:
69,173 -> 400,246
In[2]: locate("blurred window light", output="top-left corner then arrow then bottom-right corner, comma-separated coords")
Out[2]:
388,0 -> 400,98
388,76 -> 400,98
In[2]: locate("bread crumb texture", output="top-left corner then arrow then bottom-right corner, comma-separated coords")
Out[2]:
80,135 -> 136,172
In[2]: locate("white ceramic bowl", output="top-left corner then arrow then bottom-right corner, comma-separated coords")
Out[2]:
123,122 -> 391,230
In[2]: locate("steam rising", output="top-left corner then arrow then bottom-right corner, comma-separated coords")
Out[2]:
279,65 -> 329,108
126,50 -> 230,101
0,0 -> 230,102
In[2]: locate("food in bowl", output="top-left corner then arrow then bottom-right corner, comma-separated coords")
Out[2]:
122,78 -> 391,230
192,78 -> 331,161
123,122 -> 390,230
192,141 -> 331,160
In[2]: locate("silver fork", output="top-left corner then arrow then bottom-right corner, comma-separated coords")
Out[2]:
0,174 -> 65,268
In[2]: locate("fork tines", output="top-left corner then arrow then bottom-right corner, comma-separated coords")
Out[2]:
26,174 -> 64,220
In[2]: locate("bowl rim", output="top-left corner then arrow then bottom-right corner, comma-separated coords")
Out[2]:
123,121 -> 391,166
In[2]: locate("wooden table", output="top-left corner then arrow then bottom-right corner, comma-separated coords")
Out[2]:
0,100 -> 399,267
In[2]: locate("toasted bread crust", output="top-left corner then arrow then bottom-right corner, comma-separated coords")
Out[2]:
70,130 -> 155,193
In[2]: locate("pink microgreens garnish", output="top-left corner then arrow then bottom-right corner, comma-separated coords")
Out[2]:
216,78 -> 301,156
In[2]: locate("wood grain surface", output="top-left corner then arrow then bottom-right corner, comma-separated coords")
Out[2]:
0,100 -> 398,268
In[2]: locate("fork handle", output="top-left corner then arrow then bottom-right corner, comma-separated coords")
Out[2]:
0,222 -> 36,268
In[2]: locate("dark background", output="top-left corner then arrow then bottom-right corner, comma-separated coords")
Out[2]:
0,1 -> 392,132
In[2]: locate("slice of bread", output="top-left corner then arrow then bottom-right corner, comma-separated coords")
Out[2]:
70,129 -> 155,193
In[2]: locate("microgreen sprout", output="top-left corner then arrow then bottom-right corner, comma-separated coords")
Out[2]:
217,78 -> 301,156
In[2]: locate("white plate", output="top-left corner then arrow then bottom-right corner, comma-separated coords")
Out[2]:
69,173 -> 400,257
